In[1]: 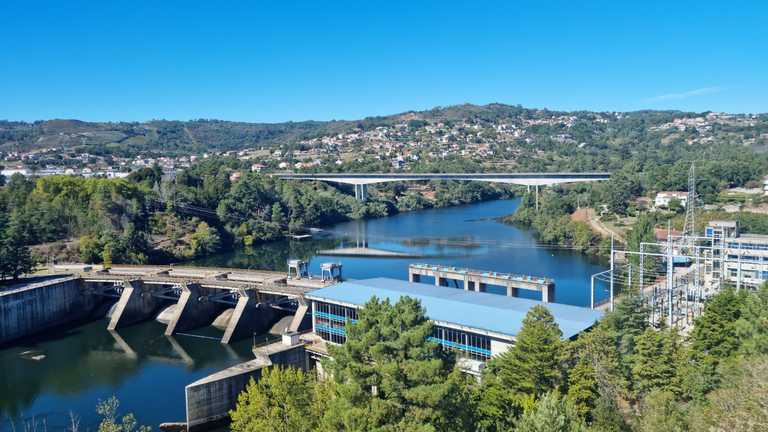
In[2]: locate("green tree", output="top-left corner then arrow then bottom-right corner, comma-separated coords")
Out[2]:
735,283 -> 768,356
189,221 -> 222,257
566,357 -> 598,420
96,396 -> 150,432
631,327 -> 681,397
270,202 -> 286,227
603,293 -> 649,377
515,392 -> 586,432
698,356 -> 768,432
566,323 -> 627,426
636,390 -> 688,432
230,367 -> 321,432
1,212 -> 36,280
667,198 -> 684,214
321,296 -> 475,432
102,244 -> 113,269
691,288 -> 746,361
626,213 -> 658,279
480,306 -> 564,430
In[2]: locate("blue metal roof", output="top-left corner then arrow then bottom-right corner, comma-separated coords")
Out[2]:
306,277 -> 603,340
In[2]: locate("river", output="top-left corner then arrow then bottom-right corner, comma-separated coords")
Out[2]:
0,199 -> 608,430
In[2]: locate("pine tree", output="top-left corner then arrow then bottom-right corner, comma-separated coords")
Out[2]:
321,296 -> 475,432
603,293 -> 649,381
493,305 -> 565,396
566,357 -> 598,419
479,306 -> 565,430
515,392 -> 587,432
691,288 -> 746,361
1,212 -> 35,280
735,283 -> 768,356
567,322 -> 628,430
631,327 -> 681,397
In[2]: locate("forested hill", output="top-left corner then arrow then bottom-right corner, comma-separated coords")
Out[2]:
2,104 -> 767,157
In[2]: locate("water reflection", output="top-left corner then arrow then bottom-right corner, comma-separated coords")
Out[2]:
0,320 -> 254,426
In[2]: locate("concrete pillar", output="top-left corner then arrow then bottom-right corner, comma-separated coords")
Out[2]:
408,271 -> 419,283
311,301 -> 317,334
288,297 -> 310,333
164,283 -> 223,336
542,284 -> 554,303
464,278 -> 470,290
506,285 -> 519,297
221,290 -> 254,344
435,275 -> 442,286
107,280 -> 162,330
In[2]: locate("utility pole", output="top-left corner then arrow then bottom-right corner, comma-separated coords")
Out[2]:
639,243 -> 644,293
610,235 -> 615,312
667,221 -> 674,327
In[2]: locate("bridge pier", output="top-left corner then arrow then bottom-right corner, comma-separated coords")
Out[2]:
354,184 -> 368,202
220,290 -> 281,344
107,280 -> 166,330
353,184 -> 368,201
542,284 -> 554,303
288,297 -> 310,332
164,283 -> 224,336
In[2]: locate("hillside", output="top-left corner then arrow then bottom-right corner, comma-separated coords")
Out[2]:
2,104 -> 767,159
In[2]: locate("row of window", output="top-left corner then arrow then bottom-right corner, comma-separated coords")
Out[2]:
726,242 -> 768,251
726,254 -> 768,262
727,269 -> 768,280
314,302 -> 357,344
313,301 -> 493,361
429,326 -> 492,360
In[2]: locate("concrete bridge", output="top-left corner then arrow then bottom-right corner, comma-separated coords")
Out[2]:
277,172 -> 611,201
0,265 -> 337,346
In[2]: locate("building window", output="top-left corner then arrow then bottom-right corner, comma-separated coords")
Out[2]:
313,302 -> 493,361
314,301 -> 357,344
428,326 -> 492,361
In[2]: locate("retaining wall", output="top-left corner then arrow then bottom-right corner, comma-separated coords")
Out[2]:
0,277 -> 96,345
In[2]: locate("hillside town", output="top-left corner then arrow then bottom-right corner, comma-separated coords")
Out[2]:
3,110 -> 768,179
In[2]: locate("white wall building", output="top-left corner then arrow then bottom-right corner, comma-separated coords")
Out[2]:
654,191 -> 688,208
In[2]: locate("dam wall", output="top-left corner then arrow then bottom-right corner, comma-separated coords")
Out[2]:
185,340 -> 308,431
0,277 -> 96,345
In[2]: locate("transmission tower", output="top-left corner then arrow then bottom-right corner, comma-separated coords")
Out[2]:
682,162 -> 697,245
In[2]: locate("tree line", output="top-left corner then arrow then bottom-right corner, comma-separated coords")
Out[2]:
0,162 -> 509,271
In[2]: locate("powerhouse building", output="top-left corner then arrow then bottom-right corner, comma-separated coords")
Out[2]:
705,220 -> 768,288
305,277 -> 603,370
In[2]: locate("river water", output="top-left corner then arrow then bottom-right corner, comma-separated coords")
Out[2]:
0,199 -> 608,430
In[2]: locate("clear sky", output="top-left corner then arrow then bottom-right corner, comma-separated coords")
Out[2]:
1,0 -> 766,122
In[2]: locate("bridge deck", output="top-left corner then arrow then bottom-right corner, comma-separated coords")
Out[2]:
277,172 -> 610,186
53,264 -> 320,297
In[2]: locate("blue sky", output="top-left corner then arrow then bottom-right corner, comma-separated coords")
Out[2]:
1,0 -> 766,122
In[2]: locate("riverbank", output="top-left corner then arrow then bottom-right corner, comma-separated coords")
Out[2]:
500,194 -> 611,259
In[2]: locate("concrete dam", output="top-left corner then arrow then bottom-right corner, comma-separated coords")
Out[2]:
0,265 -> 333,347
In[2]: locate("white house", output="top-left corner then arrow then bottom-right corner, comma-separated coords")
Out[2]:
654,191 -> 688,208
